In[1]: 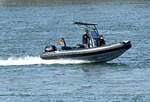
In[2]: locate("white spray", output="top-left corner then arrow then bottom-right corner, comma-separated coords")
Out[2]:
0,56 -> 89,66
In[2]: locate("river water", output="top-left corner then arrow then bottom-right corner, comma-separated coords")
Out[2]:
0,0 -> 150,102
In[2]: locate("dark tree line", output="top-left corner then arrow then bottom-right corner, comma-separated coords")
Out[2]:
2,0 -> 98,6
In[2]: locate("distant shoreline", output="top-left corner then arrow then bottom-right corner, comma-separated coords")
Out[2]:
0,0 -> 149,6
0,0 -> 99,6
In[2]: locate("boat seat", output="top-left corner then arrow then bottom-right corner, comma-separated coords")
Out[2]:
75,44 -> 85,48
61,46 -> 73,50
61,44 -> 85,50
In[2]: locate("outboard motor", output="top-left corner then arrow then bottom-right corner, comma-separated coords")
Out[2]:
45,45 -> 57,52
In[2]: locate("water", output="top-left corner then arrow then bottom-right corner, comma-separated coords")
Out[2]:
0,0 -> 150,101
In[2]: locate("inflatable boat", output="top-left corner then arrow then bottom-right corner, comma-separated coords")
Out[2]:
40,22 -> 132,62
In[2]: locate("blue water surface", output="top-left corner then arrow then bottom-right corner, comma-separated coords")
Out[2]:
0,0 -> 150,102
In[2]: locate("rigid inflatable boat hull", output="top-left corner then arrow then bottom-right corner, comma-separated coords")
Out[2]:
40,41 -> 131,62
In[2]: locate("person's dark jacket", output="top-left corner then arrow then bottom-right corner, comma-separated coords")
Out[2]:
97,39 -> 105,46
82,34 -> 90,44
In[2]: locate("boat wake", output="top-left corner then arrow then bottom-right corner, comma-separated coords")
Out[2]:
0,56 -> 90,66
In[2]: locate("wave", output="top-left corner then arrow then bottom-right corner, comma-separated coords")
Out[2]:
0,56 -> 89,66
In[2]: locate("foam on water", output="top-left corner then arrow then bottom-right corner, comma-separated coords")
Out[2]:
0,56 -> 89,66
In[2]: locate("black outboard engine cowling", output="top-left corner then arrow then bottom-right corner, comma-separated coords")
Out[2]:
45,45 -> 57,52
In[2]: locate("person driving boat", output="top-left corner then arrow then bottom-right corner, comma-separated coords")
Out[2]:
82,29 -> 90,48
